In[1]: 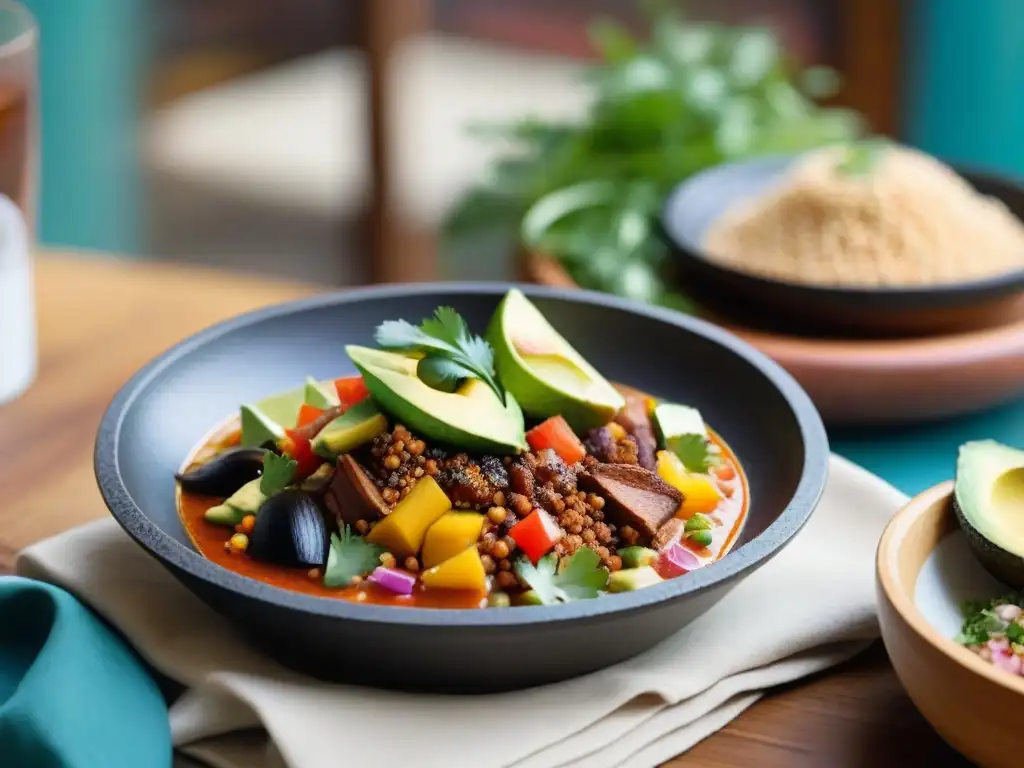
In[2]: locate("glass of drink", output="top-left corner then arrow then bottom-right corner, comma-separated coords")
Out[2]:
0,1 -> 35,404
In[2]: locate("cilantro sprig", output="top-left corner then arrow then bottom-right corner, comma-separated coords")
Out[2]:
515,548 -> 609,605
375,306 -> 504,402
668,434 -> 722,474
260,452 -> 297,496
323,525 -> 387,588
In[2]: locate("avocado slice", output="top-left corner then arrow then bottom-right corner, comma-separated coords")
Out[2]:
240,405 -> 285,447
311,399 -> 388,459
346,345 -> 526,454
487,289 -> 625,432
653,403 -> 707,447
607,566 -> 664,593
239,385 -> 306,446
304,377 -> 339,410
204,478 -> 266,527
954,441 -> 1024,588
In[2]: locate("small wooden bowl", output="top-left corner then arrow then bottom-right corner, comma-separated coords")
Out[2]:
877,482 -> 1024,768
522,251 -> 1024,426
661,156 -> 1024,337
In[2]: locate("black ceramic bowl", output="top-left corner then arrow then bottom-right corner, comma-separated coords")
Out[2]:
662,155 -> 1024,337
95,284 -> 828,693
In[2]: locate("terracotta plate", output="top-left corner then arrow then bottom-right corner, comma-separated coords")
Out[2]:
523,252 -> 1024,426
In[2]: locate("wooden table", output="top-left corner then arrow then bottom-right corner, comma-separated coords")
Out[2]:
0,253 -> 971,767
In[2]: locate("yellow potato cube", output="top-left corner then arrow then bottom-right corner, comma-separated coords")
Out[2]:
420,546 -> 487,592
656,450 -> 722,518
366,476 -> 451,557
421,512 -> 486,568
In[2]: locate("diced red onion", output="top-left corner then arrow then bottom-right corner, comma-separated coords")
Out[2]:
368,567 -> 417,595
988,637 -> 1010,654
658,542 -> 704,578
992,649 -> 1022,675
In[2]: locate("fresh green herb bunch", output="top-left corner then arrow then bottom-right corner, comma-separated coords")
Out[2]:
445,4 -> 863,310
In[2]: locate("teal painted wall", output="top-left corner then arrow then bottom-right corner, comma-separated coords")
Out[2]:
903,0 -> 1024,174
22,0 -> 146,254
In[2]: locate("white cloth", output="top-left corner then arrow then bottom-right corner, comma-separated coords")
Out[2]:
16,455 -> 906,768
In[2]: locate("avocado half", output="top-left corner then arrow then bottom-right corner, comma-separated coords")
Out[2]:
953,440 -> 1024,588
487,289 -> 625,433
345,345 -> 527,455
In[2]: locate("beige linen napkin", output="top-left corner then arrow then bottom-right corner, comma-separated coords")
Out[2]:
17,455 -> 906,768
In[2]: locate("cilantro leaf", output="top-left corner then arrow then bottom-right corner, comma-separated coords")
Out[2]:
374,307 -> 504,402
667,434 -> 721,474
1007,623 -> 1024,644
416,356 -> 476,394
554,548 -> 609,601
260,452 -> 297,496
323,526 -> 386,588
515,549 -> 609,605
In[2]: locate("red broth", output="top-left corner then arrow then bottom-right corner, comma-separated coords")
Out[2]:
178,419 -> 749,609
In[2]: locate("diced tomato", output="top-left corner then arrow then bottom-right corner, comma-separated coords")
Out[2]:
296,403 -> 325,428
335,376 -> 369,408
526,416 -> 586,465
282,428 -> 322,478
508,508 -> 563,563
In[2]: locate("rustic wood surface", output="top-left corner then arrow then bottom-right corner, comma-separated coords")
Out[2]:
0,253 -> 971,767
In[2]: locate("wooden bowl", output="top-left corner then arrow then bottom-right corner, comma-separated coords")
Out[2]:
877,482 -> 1024,768
661,155 -> 1024,337
523,251 -> 1024,426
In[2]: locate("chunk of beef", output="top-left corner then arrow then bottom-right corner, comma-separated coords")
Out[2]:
614,389 -> 657,470
507,458 -> 535,501
579,462 -> 682,540
530,448 -> 577,495
584,427 -> 617,463
438,453 -> 508,508
653,517 -> 684,551
324,455 -> 390,527
584,426 -> 640,466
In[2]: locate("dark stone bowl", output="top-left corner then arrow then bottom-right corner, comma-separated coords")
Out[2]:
95,284 -> 828,693
662,155 -> 1024,338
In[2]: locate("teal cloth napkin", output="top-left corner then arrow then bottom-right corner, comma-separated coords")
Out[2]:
0,576 -> 172,767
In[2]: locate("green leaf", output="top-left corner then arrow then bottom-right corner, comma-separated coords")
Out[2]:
417,356 -> 473,393
323,526 -> 386,588
667,434 -> 721,474
515,555 -> 561,605
514,549 -> 609,605
955,595 -> 1024,645
374,307 -> 504,402
589,19 -> 637,63
260,452 -> 297,497
1007,622 -> 1024,644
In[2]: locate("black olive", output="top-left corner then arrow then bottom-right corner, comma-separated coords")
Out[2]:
248,490 -> 330,568
176,447 -> 267,496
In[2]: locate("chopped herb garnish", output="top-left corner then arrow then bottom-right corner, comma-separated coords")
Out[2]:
667,434 -> 721,474
374,306 -> 504,401
515,548 -> 609,605
260,452 -> 297,496
323,526 -> 387,588
1007,623 -> 1024,644
955,593 -> 1024,645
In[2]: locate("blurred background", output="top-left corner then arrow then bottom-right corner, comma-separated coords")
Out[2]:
21,0 -> 1024,285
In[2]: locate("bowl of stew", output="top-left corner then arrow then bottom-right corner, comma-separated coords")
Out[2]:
96,284 -> 828,692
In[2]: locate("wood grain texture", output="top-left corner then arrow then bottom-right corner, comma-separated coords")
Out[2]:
0,253 -> 968,767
